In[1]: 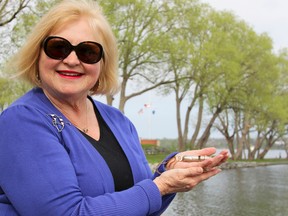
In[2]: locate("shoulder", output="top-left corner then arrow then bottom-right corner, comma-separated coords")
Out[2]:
7,87 -> 49,110
0,88 -> 60,135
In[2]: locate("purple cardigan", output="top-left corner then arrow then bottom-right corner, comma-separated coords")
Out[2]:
0,88 -> 175,216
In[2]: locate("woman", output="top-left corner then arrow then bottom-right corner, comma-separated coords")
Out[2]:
0,0 -> 228,215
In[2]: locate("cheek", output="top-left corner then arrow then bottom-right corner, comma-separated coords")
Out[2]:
87,64 -> 101,80
38,51 -> 57,75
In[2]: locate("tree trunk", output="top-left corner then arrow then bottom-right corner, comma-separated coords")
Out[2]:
250,132 -> 264,159
176,94 -> 185,151
258,133 -> 275,159
189,95 -> 203,149
118,77 -> 128,113
196,106 -> 221,149
106,95 -> 115,106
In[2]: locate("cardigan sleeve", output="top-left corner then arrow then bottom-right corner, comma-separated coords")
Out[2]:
118,111 -> 177,216
0,105 -> 168,216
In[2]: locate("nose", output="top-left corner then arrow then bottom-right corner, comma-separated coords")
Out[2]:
62,50 -> 80,66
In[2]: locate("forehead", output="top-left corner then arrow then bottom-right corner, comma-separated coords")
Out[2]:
50,18 -> 101,43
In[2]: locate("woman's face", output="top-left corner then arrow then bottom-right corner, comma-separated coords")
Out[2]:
38,18 -> 101,99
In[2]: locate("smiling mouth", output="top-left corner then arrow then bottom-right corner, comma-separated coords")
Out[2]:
57,71 -> 83,77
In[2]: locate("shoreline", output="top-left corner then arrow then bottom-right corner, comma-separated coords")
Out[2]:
219,161 -> 288,170
149,160 -> 288,172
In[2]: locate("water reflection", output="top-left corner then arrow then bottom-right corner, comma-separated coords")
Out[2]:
163,165 -> 288,216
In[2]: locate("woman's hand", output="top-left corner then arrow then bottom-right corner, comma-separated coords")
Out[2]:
153,147 -> 229,196
153,164 -> 221,195
166,147 -> 229,171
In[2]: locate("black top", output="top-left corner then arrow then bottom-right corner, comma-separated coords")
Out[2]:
80,101 -> 134,191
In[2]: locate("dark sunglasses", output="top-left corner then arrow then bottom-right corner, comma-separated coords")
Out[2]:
42,36 -> 104,64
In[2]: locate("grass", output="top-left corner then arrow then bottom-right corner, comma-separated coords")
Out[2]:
145,154 -> 167,164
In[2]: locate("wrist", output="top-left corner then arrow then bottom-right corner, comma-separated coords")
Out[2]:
153,177 -> 167,196
155,152 -> 178,175
165,156 -> 177,170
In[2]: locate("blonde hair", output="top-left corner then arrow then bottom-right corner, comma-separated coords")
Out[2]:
14,0 -> 119,95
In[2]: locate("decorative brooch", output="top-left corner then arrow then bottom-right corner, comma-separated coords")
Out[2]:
48,114 -> 65,132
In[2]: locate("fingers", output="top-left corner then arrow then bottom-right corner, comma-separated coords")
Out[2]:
183,147 -> 217,157
202,153 -> 226,171
171,148 -> 229,169
215,150 -> 229,165
155,148 -> 228,196
171,153 -> 225,170
174,158 -> 213,169
179,166 -> 221,193
182,148 -> 229,159
154,166 -> 222,195
154,167 -> 204,195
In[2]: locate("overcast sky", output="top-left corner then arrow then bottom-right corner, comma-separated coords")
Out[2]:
112,0 -> 288,139
202,0 -> 288,52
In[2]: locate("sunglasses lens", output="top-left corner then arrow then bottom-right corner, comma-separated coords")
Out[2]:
43,36 -> 103,64
76,42 -> 103,64
44,37 -> 71,60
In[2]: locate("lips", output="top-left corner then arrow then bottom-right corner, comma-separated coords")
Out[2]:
56,70 -> 83,78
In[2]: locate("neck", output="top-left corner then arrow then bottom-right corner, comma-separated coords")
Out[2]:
44,91 -> 90,133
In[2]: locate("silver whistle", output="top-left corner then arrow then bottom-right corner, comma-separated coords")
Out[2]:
176,155 -> 212,162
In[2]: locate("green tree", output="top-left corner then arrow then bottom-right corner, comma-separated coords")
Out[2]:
98,0 -> 176,112
11,0 -> 60,46
0,0 -> 57,109
157,0 -> 213,151
250,49 -> 288,159
215,33 -> 288,160
0,77 -> 31,112
158,4 -> 260,151
0,0 -> 30,27
0,0 -> 31,63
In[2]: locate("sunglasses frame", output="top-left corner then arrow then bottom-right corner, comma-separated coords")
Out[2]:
42,36 -> 104,64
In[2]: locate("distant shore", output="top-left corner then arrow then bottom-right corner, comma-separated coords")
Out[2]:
219,160 -> 288,170
149,160 -> 288,172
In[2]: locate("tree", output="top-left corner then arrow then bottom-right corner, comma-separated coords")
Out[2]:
0,0 -> 58,64
0,77 -> 31,112
0,0 -> 30,27
0,0 -> 31,63
251,49 -> 288,159
10,0 -> 60,47
0,0 -> 57,109
159,4 -> 259,151
98,0 -> 176,112
154,0 -> 231,151
215,35 -> 288,160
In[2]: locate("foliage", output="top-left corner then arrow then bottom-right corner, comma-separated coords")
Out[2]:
0,0 -> 60,110
0,0 -> 30,27
98,0 -> 179,111
0,77 -> 31,111
0,0 -> 31,62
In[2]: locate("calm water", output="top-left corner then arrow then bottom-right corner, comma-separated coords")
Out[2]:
163,164 -> 288,216
216,149 -> 287,159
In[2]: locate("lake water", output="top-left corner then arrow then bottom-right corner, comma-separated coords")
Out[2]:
216,149 -> 287,159
163,164 -> 288,216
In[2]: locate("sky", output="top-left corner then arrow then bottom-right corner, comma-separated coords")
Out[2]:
202,0 -> 288,52
104,0 -> 288,139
